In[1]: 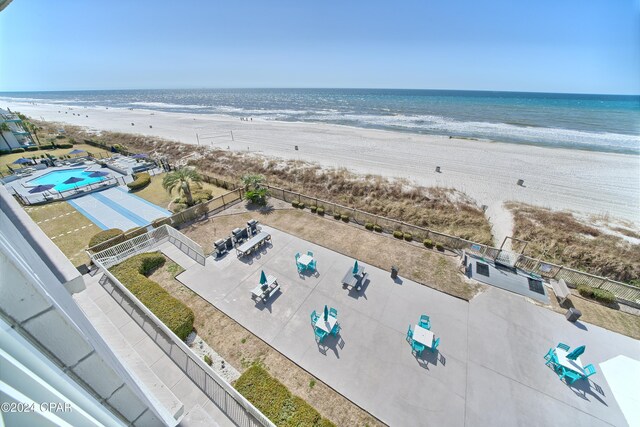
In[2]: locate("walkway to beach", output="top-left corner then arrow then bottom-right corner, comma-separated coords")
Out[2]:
175,225 -> 639,427
68,186 -> 171,230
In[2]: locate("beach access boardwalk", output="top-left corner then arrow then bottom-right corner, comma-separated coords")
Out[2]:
68,186 -> 171,230
176,226 -> 639,427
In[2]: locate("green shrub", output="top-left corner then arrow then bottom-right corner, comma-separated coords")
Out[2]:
577,284 -> 615,304
39,144 -> 54,150
423,239 -> 434,249
0,149 -> 10,156
26,146 -> 39,151
340,214 -> 349,222
11,148 -> 25,153
89,228 -> 124,249
317,206 -> 325,216
127,172 -> 151,191
191,190 -> 213,205
333,212 -> 341,220
56,143 -> 73,149
374,224 -> 383,232
235,365 -> 335,427
393,230 -> 403,239
151,217 -> 171,228
291,200 -> 299,208
365,222 -> 374,230
55,134 -> 66,139
204,354 -> 213,366
310,205 -> 317,213
403,232 -> 413,241
173,203 -> 188,212
110,252 -> 194,340
298,202 -> 305,209
436,242 -> 444,252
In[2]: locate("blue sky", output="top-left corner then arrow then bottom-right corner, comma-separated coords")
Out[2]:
0,0 -> 638,94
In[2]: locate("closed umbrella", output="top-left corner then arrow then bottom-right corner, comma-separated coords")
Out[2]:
260,270 -> 267,285
352,260 -> 359,274
323,304 -> 329,322
566,345 -> 585,360
29,184 -> 55,194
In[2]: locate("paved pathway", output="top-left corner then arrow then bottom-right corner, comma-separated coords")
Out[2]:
68,186 -> 170,230
177,225 -> 640,427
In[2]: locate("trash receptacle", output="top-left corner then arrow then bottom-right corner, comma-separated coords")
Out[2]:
391,266 -> 399,280
565,307 -> 582,322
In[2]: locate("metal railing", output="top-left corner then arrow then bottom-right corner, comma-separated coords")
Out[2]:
95,272 -> 274,427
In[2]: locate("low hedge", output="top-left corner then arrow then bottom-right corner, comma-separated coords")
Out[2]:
11,148 -> 25,153
403,232 -> 413,241
393,230 -> 403,239
152,217 -> 171,228
317,206 -> 325,216
89,228 -> 124,249
310,205 -> 317,213
235,365 -> 335,427
110,252 -> 194,340
127,172 -> 151,191
436,243 -> 444,252
365,222 -> 374,230
56,142 -> 74,149
26,146 -> 39,151
298,202 -> 305,209
333,212 -> 341,220
340,214 -> 349,223
423,239 -> 434,249
577,284 -> 615,304
373,224 -> 383,232
291,201 -> 299,208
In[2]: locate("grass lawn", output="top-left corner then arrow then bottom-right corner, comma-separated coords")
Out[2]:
131,172 -> 229,211
149,258 -> 382,427
24,201 -> 99,266
0,143 -> 112,175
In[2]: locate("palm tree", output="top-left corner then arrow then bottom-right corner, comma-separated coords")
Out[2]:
162,167 -> 202,206
241,173 -> 265,190
242,173 -> 269,205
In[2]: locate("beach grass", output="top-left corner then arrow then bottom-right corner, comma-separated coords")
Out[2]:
24,201 -> 98,266
507,202 -> 640,285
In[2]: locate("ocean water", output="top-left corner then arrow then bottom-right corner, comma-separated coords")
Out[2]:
1,89 -> 639,154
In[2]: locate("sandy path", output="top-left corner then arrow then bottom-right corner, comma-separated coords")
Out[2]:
6,101 -> 639,243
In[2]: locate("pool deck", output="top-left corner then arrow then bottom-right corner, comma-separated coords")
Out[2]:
175,225 -> 639,427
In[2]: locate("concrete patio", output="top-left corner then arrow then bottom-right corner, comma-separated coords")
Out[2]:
177,225 -> 639,427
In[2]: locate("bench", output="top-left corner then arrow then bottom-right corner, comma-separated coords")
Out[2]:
551,279 -> 571,305
251,276 -> 280,304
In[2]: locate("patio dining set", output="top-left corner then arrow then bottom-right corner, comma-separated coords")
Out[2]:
406,314 -> 440,356
296,251 -> 317,273
544,343 -> 597,384
311,305 -> 341,343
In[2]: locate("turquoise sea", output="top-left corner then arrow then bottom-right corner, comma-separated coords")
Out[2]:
1,89 -> 638,154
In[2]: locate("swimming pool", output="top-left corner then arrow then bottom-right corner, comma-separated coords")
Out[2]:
28,168 -> 110,192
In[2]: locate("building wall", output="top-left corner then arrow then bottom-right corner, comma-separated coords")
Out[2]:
0,186 -> 173,426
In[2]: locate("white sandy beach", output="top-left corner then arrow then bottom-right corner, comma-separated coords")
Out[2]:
5,101 -> 640,244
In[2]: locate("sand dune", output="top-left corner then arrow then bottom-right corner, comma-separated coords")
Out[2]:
5,101 -> 639,244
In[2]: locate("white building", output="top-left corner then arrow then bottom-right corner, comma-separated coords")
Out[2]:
0,108 -> 35,152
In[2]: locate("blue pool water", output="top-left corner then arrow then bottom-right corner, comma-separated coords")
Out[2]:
28,169 -> 108,192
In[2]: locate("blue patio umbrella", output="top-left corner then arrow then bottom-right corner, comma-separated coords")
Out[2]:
259,270 -> 267,285
68,149 -> 86,156
13,158 -> 31,165
566,345 -> 585,360
29,184 -> 55,194
88,171 -> 109,178
132,153 -> 148,159
323,305 -> 329,322
352,260 -> 359,274
63,176 -> 84,185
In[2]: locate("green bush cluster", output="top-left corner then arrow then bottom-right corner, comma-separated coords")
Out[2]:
204,354 -> 213,366
11,147 -> 25,153
340,214 -> 349,222
365,222 -> 374,230
317,206 -> 325,216
393,230 -> 403,239
423,239 -> 434,249
298,202 -> 305,209
436,242 -> 445,251
310,205 -> 317,213
577,284 -> 615,304
152,217 -> 171,228
235,365 -> 335,427
89,228 -> 124,249
403,232 -> 413,241
333,212 -> 341,220
26,146 -> 39,151
56,142 -> 74,149
127,172 -> 151,191
110,252 -> 194,340
373,224 -> 383,232
291,200 -> 299,208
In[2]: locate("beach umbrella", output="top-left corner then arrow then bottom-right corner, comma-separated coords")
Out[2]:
88,171 -> 109,178
566,345 -> 585,360
13,158 -> 31,165
132,153 -> 148,159
68,149 -> 86,156
323,305 -> 329,322
352,260 -> 359,274
63,177 -> 84,185
29,184 -> 55,194
259,270 -> 267,285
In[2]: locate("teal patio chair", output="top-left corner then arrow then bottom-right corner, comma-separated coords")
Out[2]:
557,342 -> 570,351
307,251 -> 314,257
315,327 -> 328,343
419,315 -> 431,330
309,259 -> 317,271
295,252 -> 301,261
412,341 -> 425,356
429,337 -> 440,353
583,364 -> 597,379
544,348 -> 559,367
297,262 -> 306,273
560,368 -> 582,385
331,322 -> 341,336
406,325 -> 413,343
311,310 -> 319,324
329,307 -> 338,318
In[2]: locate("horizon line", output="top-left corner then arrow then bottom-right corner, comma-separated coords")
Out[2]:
0,87 -> 639,98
